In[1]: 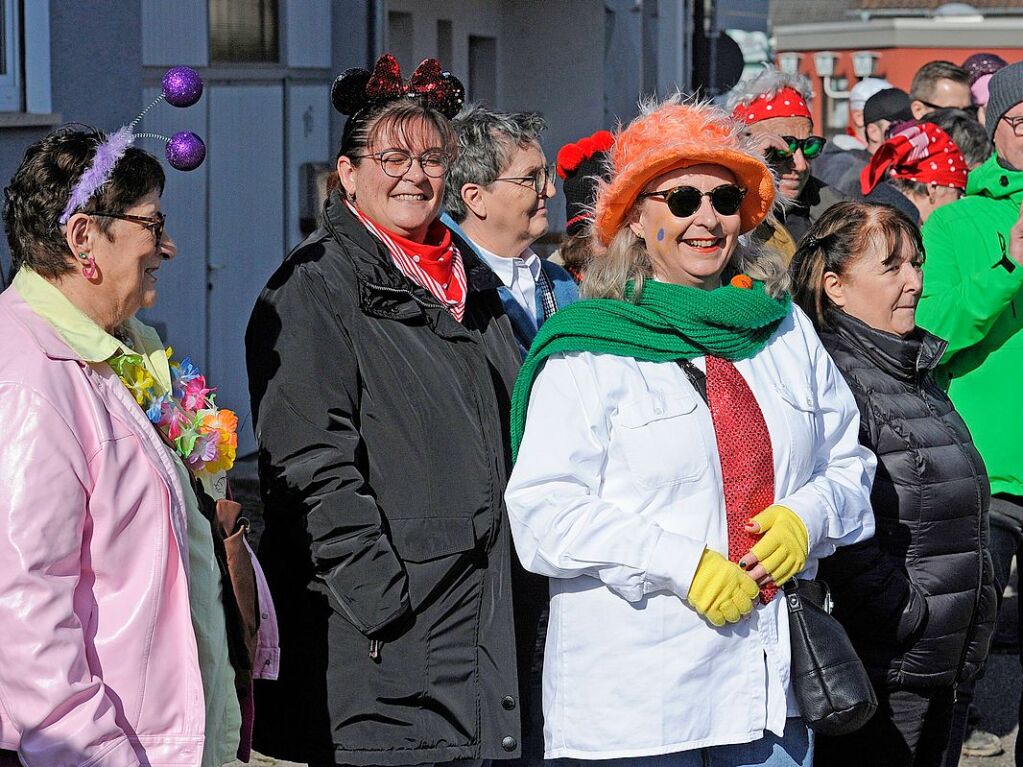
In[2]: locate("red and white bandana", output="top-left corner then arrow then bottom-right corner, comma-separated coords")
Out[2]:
346,200 -> 468,322
860,122 -> 967,195
731,87 -> 812,125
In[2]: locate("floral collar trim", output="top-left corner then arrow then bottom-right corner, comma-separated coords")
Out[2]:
109,348 -> 237,476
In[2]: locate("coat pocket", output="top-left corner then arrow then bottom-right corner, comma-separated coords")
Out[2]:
389,517 -> 477,563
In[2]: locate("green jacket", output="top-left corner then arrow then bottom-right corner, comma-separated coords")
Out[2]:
918,152 -> 1023,496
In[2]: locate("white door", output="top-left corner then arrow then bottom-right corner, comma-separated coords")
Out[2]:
206,84 -> 285,455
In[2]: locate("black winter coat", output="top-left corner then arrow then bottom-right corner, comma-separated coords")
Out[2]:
818,311 -> 996,689
245,194 -> 525,765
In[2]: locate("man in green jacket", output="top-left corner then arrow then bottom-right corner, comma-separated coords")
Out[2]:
917,60 -> 1023,764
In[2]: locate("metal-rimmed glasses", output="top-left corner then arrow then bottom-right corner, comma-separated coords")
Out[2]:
354,149 -> 451,178
492,163 -> 556,196
91,211 -> 166,248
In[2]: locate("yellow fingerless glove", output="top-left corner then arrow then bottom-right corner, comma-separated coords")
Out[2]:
748,504 -> 809,587
687,548 -> 760,627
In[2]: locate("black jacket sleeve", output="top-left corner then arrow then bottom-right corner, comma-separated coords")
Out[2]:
818,538 -> 928,645
246,261 -> 411,636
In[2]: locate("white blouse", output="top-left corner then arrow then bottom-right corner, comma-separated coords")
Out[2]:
505,306 -> 876,759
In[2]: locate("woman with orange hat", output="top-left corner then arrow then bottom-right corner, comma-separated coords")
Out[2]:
504,98 -> 876,766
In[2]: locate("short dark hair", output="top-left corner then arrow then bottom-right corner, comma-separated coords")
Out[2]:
910,61 -> 970,102
790,201 -> 923,331
922,108 -> 993,168
3,126 -> 165,278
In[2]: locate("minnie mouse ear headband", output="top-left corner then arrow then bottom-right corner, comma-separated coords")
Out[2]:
557,129 -> 615,237
331,53 -> 466,127
59,66 -> 206,226
593,100 -> 775,246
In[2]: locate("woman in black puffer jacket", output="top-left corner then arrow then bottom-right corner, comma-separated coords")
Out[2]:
790,201 -> 996,767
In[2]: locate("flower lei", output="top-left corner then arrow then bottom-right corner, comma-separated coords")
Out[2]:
109,348 -> 238,476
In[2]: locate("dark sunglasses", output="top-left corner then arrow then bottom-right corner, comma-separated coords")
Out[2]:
765,135 -> 827,163
639,184 -> 747,218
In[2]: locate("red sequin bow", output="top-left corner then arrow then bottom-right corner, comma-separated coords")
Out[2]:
331,53 -> 465,119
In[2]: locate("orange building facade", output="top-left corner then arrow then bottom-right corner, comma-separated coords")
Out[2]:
773,16 -> 1023,135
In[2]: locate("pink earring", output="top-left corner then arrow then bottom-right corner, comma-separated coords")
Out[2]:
78,252 -> 97,279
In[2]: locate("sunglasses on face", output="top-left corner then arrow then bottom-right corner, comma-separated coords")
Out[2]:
764,135 -> 827,163
638,184 -> 747,218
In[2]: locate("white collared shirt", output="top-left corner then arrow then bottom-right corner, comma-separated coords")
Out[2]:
476,244 -> 543,323
505,306 -> 876,759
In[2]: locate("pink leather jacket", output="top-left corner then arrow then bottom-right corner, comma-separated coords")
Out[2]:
0,288 -> 277,767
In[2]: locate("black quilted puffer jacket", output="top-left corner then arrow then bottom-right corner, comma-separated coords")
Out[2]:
817,310 -> 997,689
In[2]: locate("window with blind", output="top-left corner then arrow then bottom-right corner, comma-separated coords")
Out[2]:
0,0 -> 22,111
209,0 -> 280,64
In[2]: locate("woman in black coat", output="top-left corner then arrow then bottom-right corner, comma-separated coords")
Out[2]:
245,55 -> 524,767
790,201 -> 996,767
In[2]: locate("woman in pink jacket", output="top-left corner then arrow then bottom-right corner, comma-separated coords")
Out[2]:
0,124 -> 276,766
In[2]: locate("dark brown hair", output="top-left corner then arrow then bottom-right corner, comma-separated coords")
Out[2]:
790,201 -> 923,330
910,60 -> 970,102
338,100 -> 457,162
4,126 -> 165,278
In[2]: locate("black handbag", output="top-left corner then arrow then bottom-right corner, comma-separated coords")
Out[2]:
785,578 -> 877,736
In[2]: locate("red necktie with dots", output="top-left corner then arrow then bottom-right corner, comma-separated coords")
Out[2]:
704,355 -> 777,603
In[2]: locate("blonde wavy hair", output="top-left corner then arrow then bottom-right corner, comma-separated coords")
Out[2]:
581,219 -> 790,302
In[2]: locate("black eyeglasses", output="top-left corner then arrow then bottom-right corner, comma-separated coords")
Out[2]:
764,135 -> 827,163
91,211 -> 166,247
493,164 -> 556,196
918,99 -> 978,118
639,184 -> 747,218
354,149 -> 450,178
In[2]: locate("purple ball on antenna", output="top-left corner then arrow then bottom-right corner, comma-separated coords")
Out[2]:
162,66 -> 203,108
166,131 -> 206,171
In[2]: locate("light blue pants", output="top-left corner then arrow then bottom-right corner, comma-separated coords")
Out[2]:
551,718 -> 813,767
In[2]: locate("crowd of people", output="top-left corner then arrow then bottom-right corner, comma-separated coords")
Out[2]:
1,46 -> 1022,767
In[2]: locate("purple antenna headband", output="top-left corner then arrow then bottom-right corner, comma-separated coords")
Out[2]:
59,66 -> 207,226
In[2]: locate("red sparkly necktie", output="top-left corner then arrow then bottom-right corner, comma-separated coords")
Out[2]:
704,355 -> 777,603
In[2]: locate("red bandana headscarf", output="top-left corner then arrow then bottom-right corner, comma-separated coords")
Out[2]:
861,122 -> 967,195
731,87 -> 812,125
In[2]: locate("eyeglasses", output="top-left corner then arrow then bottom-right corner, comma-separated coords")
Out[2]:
1002,114 -> 1023,137
354,149 -> 451,178
639,184 -> 747,218
918,99 -> 978,118
493,164 -> 556,196
764,135 -> 827,163
91,211 -> 166,248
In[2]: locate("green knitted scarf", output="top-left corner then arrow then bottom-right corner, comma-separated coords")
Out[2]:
510,278 -> 791,459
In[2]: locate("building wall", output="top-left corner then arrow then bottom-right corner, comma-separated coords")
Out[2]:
0,0 -> 143,279
774,18 -> 1023,135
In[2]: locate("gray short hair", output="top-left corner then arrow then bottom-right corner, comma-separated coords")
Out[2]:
726,67 -> 814,115
444,104 -> 547,222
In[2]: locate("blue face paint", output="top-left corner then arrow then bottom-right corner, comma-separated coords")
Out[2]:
656,228 -> 665,242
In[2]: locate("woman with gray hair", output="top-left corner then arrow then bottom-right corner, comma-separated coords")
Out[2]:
504,98 -> 875,765
443,104 -> 578,358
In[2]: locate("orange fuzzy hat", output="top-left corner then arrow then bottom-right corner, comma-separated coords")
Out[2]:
594,99 -> 776,246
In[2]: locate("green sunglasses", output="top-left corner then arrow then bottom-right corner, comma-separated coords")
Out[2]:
765,135 -> 827,163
